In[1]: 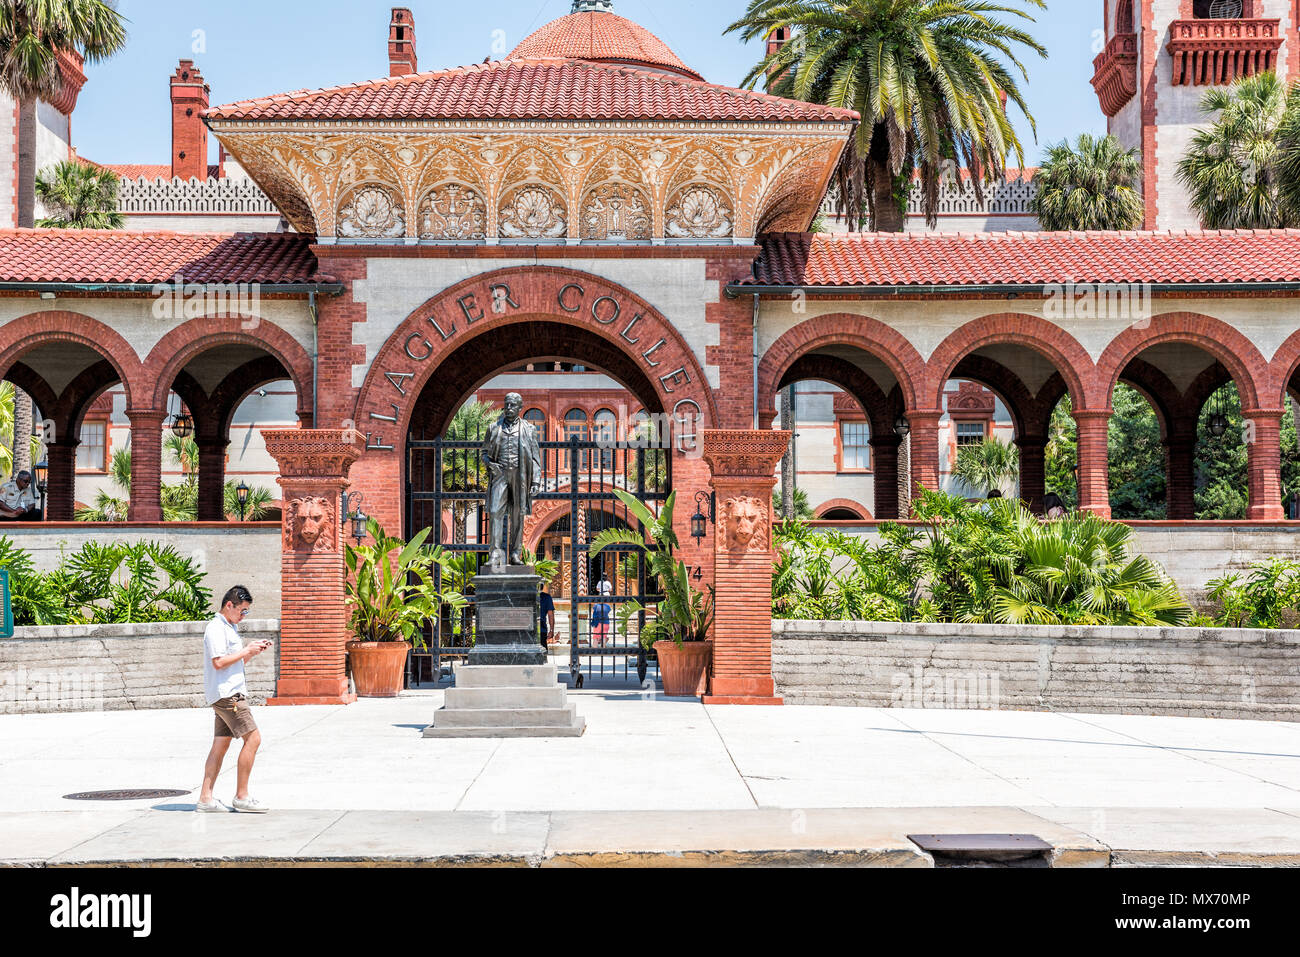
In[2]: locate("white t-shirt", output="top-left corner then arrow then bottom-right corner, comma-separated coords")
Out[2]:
203,613 -> 247,705
596,579 -> 613,596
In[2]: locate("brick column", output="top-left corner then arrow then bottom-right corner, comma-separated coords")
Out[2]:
870,436 -> 901,520
196,438 -> 228,522
44,439 -> 79,521
1163,424 -> 1197,520
1074,409 -> 1112,519
907,410 -> 943,508
263,429 -> 364,706
1244,409 -> 1286,520
701,430 -> 788,706
126,409 -> 165,522
1015,434 -> 1047,514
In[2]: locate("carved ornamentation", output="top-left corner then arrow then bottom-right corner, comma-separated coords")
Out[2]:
719,496 -> 769,553
285,496 -> 336,552
665,184 -> 733,239
499,184 -> 568,239
418,184 -> 487,240
702,430 -> 791,478
581,183 -> 652,241
262,429 -> 364,479
338,184 -> 406,239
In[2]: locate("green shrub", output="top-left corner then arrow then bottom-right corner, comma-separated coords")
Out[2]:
1207,559 -> 1300,629
774,490 -> 1192,627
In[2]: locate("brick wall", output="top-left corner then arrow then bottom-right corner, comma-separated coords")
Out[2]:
774,619 -> 1300,721
0,620 -> 279,713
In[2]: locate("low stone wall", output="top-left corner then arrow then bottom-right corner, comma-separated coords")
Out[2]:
809,521 -> 1300,609
0,619 -> 279,713
0,523 -> 282,617
773,620 -> 1300,721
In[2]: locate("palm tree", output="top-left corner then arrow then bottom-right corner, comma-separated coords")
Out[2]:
1031,134 -> 1144,231
953,437 -> 1019,498
1177,72 -> 1300,229
0,0 -> 128,229
726,0 -> 1047,231
223,481 -> 273,521
36,160 -> 125,228
1268,84 -> 1300,220
0,381 -> 40,478
442,400 -> 498,543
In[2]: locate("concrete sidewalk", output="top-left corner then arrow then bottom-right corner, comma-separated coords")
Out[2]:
3,687 -> 1300,865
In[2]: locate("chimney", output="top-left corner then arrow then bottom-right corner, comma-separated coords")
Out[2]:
389,8 -> 417,77
766,26 -> 791,58
170,60 -> 209,181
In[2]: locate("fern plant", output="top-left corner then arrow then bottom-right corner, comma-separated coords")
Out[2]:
589,489 -> 713,648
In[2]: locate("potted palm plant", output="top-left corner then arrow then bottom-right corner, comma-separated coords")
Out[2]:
590,489 -> 714,696
344,518 -> 465,697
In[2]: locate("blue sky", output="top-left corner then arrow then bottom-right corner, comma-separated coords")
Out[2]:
74,0 -> 1106,167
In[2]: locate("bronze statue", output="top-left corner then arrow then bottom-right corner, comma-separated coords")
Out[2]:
483,393 -> 542,569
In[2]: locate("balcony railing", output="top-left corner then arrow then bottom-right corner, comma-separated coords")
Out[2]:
1092,32 -> 1138,117
1167,18 -> 1282,86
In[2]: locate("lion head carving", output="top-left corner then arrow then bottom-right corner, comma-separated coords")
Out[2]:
721,496 -> 769,553
286,496 -> 335,552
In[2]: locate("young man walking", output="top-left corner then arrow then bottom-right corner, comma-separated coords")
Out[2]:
197,586 -> 272,813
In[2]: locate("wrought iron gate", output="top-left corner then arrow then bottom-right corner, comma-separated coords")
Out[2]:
407,427 -> 671,685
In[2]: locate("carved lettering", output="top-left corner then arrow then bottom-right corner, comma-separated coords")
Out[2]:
620,313 -> 644,345
458,293 -> 484,323
404,333 -> 433,361
489,283 -> 520,313
428,315 -> 456,341
366,433 -> 395,452
370,404 -> 401,424
659,367 -> 690,393
385,371 -> 414,396
591,296 -> 620,325
641,338 -> 667,367
558,283 -> 585,313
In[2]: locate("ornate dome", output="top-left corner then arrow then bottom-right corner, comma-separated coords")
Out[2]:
509,1 -> 703,81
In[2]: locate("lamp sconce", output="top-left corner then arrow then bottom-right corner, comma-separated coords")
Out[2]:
235,480 -> 250,522
690,490 -> 716,542
341,491 -> 367,546
893,415 -> 912,438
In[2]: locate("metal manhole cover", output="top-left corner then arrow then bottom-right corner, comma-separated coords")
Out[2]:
63,789 -> 191,802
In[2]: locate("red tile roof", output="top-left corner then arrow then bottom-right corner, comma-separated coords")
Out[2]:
745,230 -> 1300,287
509,11 -> 703,80
205,58 -> 859,124
0,230 -> 329,286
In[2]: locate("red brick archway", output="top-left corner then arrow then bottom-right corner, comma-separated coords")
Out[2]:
0,311 -> 145,403
815,497 -> 872,520
757,314 -> 924,418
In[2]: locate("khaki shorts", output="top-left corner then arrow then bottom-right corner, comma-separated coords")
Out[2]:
212,694 -> 258,739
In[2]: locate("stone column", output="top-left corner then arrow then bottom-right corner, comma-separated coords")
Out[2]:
263,429 -> 364,706
44,439 -> 80,521
1243,409 -> 1286,520
870,436 -> 901,520
196,437 -> 229,522
126,409 -> 166,522
701,430 -> 789,706
907,410 -> 944,507
1015,434 -> 1047,514
1073,409 -> 1112,519
1163,425 -> 1197,520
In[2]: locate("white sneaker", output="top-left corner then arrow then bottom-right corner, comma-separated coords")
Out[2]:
231,796 -> 269,813
195,800 -> 229,813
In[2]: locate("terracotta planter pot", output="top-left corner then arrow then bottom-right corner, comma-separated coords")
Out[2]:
653,640 -> 712,697
346,641 -> 410,698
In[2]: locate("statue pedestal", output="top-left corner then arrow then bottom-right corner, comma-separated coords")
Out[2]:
467,567 -> 548,667
424,567 -> 585,738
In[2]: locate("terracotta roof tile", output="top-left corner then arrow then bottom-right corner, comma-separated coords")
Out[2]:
510,11 -> 703,80
746,230 -> 1300,287
0,230 -> 327,285
205,58 -> 858,124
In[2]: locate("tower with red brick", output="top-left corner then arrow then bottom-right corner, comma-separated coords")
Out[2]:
389,8 -> 418,77
1092,0 -> 1297,229
170,60 -> 209,181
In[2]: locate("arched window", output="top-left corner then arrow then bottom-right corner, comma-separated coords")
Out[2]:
524,408 -> 546,439
1193,0 -> 1243,18
1116,0 -> 1134,33
594,408 -> 617,470
564,408 -> 590,471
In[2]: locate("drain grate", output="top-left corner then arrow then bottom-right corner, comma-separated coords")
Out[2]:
908,833 -> 1054,868
63,789 -> 191,802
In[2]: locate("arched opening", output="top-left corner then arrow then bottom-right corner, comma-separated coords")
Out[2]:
1116,0 -> 1135,34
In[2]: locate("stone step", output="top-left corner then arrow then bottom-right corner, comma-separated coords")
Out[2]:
422,720 -> 586,739
443,686 -> 568,710
430,706 -> 581,729
452,664 -> 559,688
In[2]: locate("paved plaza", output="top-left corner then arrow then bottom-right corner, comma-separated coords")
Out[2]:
2,688 -> 1300,865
